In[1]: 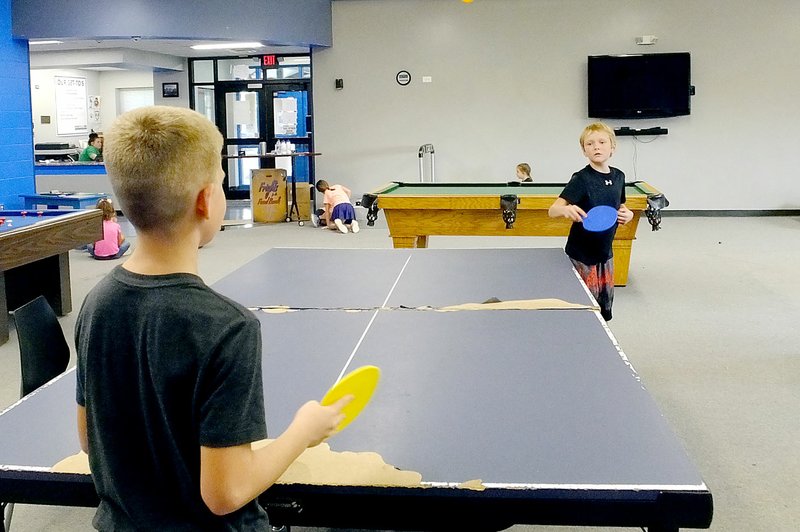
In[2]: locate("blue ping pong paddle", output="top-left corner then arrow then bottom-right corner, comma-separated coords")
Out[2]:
582,205 -> 618,232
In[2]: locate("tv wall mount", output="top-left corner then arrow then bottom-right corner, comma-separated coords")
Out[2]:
614,127 -> 668,136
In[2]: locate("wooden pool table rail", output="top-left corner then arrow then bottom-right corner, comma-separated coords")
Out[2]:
361,181 -> 664,287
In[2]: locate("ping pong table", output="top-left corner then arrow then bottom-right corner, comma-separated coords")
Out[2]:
0,248 -> 712,531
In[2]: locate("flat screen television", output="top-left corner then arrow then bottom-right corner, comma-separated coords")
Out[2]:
587,52 -> 692,119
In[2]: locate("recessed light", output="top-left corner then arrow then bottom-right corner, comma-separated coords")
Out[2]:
29,40 -> 63,45
191,42 -> 264,50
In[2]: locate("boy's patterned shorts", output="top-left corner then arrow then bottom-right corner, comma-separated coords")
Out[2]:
570,257 -> 614,321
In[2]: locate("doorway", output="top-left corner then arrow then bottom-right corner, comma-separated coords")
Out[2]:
217,84 -> 265,199
216,83 -> 313,199
190,54 -> 314,200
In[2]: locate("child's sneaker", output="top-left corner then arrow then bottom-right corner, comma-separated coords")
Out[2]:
351,220 -> 360,233
334,219 -> 347,234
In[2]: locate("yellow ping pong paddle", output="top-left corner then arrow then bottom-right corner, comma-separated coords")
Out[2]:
321,365 -> 381,432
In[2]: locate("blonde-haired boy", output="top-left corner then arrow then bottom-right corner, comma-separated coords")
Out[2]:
104,105 -> 225,233
76,106 -> 349,529
578,121 -> 617,151
548,122 -> 633,321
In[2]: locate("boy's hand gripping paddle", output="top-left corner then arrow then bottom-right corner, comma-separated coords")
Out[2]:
582,205 -> 618,232
321,365 -> 381,432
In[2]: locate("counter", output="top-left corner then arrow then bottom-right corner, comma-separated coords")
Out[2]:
34,163 -> 113,200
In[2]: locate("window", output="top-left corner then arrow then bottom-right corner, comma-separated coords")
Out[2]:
189,55 -> 311,84
264,56 -> 311,80
116,87 -> 154,115
193,60 -> 214,83
194,86 -> 215,122
217,58 -> 263,81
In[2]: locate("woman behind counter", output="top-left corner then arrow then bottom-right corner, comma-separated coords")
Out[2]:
79,133 -> 103,162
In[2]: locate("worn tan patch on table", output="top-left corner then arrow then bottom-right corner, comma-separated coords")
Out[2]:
52,442 -> 428,488
437,298 -> 595,311
52,450 -> 90,474
254,306 -> 293,314
457,478 -> 486,491
252,439 -> 424,486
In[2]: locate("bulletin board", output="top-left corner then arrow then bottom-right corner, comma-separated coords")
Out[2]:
55,76 -> 88,135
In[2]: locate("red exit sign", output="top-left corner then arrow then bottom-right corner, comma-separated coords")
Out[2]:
262,55 -> 276,67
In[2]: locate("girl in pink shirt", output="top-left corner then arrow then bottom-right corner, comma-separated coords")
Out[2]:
88,198 -> 130,260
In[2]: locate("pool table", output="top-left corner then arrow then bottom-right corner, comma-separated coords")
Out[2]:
0,209 -> 103,345
361,181 -> 664,286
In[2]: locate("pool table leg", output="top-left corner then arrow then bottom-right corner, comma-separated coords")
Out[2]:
53,252 -> 72,316
391,235 -> 428,248
612,213 -> 642,286
3,252 -> 72,316
612,240 -> 632,287
1,253 -> 71,345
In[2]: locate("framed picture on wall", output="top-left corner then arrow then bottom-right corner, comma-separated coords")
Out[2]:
162,82 -> 179,98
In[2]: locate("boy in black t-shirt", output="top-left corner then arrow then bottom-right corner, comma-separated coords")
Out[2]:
548,122 -> 634,321
76,106 -> 350,530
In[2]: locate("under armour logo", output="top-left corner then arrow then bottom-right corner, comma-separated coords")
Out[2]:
605,180 -> 613,186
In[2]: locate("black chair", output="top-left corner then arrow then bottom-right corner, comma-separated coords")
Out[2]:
11,295 -> 71,397
1,296 -> 71,531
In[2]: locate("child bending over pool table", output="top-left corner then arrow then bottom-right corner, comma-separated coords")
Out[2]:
315,179 -> 360,233
76,106 -> 350,530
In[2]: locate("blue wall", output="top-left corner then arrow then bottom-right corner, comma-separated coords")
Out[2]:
0,0 -> 33,210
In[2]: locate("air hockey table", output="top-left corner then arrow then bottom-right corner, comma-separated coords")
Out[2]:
0,208 -> 102,345
0,248 -> 712,531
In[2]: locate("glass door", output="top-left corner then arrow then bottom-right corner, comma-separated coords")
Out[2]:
266,83 -> 312,184
189,54 -> 315,199
213,81 -> 313,199
216,84 -> 267,199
